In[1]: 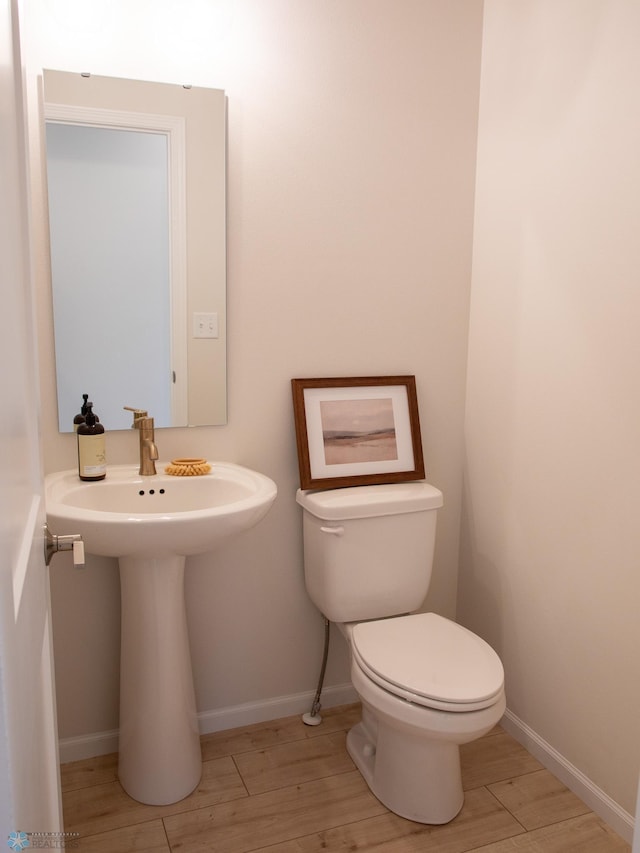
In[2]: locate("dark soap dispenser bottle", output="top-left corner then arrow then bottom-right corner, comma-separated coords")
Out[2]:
77,403 -> 106,481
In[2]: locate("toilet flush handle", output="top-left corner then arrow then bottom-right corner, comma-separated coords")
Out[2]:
320,525 -> 344,536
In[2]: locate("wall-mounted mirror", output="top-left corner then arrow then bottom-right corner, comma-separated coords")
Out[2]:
43,70 -> 227,432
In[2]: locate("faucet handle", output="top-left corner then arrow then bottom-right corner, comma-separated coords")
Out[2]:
124,406 -> 149,427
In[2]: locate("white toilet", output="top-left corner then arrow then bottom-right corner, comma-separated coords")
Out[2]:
296,481 -> 506,825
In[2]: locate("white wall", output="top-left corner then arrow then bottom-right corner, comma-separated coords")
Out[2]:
22,1 -> 483,741
460,0 -> 640,823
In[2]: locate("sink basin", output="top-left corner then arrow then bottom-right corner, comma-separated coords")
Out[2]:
45,461 -> 277,806
45,462 -> 277,557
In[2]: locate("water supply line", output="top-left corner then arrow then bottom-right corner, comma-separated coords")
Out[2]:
302,616 -> 330,726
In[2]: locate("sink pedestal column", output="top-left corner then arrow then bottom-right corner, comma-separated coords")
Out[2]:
118,554 -> 201,805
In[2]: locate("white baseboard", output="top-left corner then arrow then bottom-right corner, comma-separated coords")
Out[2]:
196,682 -> 358,736
58,728 -> 120,764
501,708 -> 635,844
58,682 -> 358,765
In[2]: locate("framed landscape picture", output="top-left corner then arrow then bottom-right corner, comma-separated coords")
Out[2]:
291,376 -> 425,490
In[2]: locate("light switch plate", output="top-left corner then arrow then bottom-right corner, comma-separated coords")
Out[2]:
193,312 -> 219,339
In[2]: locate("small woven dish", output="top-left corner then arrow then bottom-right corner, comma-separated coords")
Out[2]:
165,458 -> 212,476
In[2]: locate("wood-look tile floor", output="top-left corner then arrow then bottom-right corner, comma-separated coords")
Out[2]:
61,704 -> 630,852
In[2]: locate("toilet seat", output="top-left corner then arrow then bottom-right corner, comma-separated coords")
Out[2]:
351,612 -> 504,712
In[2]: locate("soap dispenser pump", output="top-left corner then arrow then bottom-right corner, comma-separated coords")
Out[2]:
77,403 -> 106,481
73,393 -> 100,432
73,393 -> 90,432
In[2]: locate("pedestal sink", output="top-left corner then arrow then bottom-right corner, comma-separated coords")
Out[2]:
45,462 -> 277,805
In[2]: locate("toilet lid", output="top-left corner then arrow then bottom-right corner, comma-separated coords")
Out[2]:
351,613 -> 504,712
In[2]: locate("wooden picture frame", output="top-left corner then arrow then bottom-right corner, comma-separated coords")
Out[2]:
291,376 -> 425,490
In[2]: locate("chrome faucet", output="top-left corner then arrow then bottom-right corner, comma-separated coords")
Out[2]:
124,407 -> 159,476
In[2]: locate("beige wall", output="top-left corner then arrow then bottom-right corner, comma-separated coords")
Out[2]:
23,2 -> 482,739
460,0 -> 640,818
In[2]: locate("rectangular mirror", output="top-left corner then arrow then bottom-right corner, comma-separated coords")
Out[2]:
43,70 -> 227,431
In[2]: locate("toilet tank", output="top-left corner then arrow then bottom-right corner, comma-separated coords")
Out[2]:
296,482 -> 443,623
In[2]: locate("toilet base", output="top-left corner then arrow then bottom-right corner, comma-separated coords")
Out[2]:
347,709 -> 464,824
348,660 -> 506,825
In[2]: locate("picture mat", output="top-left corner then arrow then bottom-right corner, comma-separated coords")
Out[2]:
303,384 -> 415,480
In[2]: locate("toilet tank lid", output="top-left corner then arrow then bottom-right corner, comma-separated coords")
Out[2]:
296,482 -> 443,520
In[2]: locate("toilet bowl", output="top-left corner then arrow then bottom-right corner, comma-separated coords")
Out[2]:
340,613 -> 505,823
296,482 -> 506,824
